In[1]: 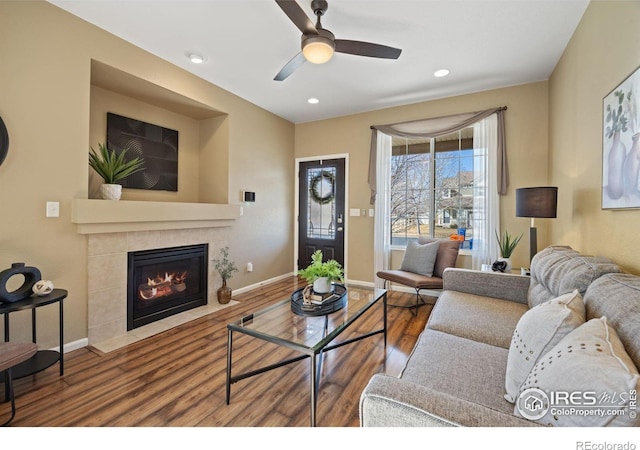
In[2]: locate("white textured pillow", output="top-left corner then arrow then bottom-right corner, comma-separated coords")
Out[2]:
504,289 -> 585,403
399,240 -> 439,276
514,317 -> 640,427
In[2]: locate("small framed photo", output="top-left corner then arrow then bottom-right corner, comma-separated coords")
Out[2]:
602,65 -> 640,209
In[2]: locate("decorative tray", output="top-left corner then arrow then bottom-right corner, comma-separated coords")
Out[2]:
291,284 -> 347,316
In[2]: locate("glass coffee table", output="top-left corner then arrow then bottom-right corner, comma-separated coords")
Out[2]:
225,284 -> 387,427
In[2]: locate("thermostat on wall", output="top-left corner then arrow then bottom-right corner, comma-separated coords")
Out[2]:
243,191 -> 256,202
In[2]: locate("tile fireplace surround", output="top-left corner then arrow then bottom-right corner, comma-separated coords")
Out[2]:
72,200 -> 241,353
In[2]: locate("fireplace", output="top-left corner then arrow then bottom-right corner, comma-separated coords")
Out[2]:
127,244 -> 208,330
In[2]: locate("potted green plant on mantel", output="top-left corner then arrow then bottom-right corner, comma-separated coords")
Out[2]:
495,229 -> 523,272
212,246 -> 238,304
297,250 -> 344,294
89,143 -> 145,200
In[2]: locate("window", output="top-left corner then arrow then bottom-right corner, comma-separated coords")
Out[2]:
390,127 -> 475,247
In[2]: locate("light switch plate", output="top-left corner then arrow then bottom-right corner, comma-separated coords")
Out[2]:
46,201 -> 59,218
349,208 -> 360,217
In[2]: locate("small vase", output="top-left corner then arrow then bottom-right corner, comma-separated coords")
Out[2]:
100,183 -> 122,200
313,277 -> 332,294
217,279 -> 232,304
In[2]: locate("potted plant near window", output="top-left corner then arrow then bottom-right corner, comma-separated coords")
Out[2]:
89,143 -> 145,200
495,229 -> 523,272
297,250 -> 344,294
212,246 -> 238,304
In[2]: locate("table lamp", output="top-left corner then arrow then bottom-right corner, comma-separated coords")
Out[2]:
516,187 -> 558,262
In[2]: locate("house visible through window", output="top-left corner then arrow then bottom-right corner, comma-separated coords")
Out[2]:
390,127 -> 476,247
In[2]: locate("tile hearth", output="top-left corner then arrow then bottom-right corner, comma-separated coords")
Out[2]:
91,298 -> 237,353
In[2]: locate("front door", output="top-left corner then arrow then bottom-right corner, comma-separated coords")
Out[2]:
298,158 -> 345,270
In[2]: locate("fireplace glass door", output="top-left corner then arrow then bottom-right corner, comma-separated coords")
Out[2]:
127,244 -> 208,330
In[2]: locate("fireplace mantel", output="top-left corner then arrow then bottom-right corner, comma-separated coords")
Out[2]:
72,199 -> 240,234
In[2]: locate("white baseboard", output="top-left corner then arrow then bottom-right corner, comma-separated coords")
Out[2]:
51,338 -> 89,354
344,278 -> 375,288
233,272 -> 295,295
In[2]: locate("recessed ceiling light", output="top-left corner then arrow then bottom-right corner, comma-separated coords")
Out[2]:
434,69 -> 450,78
188,53 -> 205,64
307,98 -> 320,104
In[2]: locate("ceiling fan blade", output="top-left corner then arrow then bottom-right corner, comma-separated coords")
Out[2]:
274,52 -> 306,81
275,0 -> 318,35
335,40 -> 402,59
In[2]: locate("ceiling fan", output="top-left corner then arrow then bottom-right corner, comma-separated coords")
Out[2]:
274,0 -> 402,81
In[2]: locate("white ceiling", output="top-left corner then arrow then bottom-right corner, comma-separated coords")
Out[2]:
48,0 -> 590,124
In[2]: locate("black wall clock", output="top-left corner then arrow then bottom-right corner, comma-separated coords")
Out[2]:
0,116 -> 8,166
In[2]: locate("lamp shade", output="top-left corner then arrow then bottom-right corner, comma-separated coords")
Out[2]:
516,187 -> 558,218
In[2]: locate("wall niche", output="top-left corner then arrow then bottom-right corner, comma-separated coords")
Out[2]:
89,60 -> 229,204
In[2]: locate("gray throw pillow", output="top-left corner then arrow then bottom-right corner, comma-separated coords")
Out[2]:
400,240 -> 439,276
504,289 -> 585,403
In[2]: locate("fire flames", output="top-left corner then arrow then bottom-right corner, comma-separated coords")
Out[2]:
139,271 -> 188,300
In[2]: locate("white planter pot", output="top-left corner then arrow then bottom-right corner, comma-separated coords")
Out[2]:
100,183 -> 122,200
313,277 -> 332,294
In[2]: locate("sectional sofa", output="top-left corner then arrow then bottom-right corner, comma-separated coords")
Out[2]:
360,246 -> 640,427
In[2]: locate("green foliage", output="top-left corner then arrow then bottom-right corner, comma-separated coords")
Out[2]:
297,250 -> 344,284
605,90 -> 629,139
89,143 -> 145,184
495,229 -> 523,258
212,246 -> 238,281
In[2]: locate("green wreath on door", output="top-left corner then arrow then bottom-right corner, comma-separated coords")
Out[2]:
310,171 -> 335,204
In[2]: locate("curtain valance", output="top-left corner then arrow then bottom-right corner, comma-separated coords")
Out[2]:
368,106 -> 508,204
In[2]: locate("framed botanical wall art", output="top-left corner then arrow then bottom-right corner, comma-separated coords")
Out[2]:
602,65 -> 640,209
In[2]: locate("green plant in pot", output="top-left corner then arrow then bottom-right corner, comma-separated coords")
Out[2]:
298,250 -> 344,294
89,143 -> 145,200
212,246 -> 238,304
494,229 -> 523,272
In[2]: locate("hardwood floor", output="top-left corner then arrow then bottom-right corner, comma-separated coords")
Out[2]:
4,277 -> 432,427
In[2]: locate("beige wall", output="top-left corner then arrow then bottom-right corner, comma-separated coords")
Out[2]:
295,82 -> 550,281
549,0 -> 640,275
0,1 -> 294,348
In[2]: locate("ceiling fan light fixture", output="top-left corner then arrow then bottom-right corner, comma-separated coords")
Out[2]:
302,36 -> 335,64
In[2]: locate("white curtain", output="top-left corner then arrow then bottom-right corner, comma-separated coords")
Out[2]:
370,108 -> 507,279
373,130 -> 392,288
472,114 -> 501,269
